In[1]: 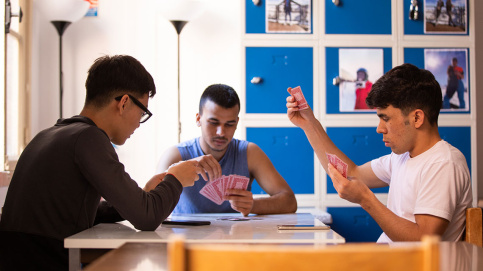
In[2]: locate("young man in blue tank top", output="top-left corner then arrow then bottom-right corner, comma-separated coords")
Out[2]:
157,84 -> 297,216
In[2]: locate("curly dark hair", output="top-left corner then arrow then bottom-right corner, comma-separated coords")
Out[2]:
84,55 -> 156,107
366,63 -> 442,126
199,84 -> 240,115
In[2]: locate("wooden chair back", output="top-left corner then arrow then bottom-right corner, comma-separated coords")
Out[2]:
168,235 -> 440,271
465,207 -> 483,247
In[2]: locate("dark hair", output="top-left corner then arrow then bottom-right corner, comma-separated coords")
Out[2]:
84,55 -> 156,107
199,84 -> 240,115
366,63 -> 442,126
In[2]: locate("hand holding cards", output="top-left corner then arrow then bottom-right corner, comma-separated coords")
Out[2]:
290,86 -> 309,110
200,175 -> 249,205
326,152 -> 348,178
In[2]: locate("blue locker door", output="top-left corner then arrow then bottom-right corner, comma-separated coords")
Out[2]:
246,127 -> 314,194
246,47 -> 313,114
325,0 -> 392,35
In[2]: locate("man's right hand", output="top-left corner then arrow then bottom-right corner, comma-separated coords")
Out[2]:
166,160 -> 204,187
189,154 -> 221,181
286,87 -> 316,130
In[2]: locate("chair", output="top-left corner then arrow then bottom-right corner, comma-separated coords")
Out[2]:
168,235 -> 440,271
465,207 -> 482,247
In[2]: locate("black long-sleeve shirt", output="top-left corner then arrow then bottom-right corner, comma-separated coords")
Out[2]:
0,116 -> 182,270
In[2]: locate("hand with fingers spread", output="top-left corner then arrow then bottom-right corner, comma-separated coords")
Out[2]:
224,189 -> 254,216
286,87 -> 316,129
167,160 -> 204,187
189,154 -> 222,182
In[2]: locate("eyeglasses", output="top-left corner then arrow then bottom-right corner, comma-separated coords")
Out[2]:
114,94 -> 153,123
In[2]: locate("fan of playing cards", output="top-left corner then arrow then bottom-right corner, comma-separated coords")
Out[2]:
200,175 -> 249,205
326,152 -> 348,178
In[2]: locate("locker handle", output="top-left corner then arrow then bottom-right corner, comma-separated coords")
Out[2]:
251,77 -> 263,84
332,0 -> 340,6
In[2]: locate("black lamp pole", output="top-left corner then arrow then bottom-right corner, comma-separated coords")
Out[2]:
170,20 -> 188,143
51,20 -> 71,119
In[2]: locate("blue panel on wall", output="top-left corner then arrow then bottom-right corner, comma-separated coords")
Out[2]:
327,207 -> 383,242
326,47 -> 392,114
245,0 -> 266,34
325,0 -> 391,35
246,127 -> 314,194
439,127 -> 471,174
326,127 -> 391,194
246,47 -> 313,113
246,0 -> 313,34
403,0 -> 469,36
404,47 -> 470,114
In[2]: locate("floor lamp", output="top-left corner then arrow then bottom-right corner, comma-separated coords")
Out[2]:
160,0 -> 204,143
37,0 -> 89,119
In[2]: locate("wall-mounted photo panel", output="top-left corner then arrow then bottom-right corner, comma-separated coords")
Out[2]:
338,49 -> 384,112
424,0 -> 467,34
326,47 -> 392,114
266,0 -> 311,33
424,48 -> 469,111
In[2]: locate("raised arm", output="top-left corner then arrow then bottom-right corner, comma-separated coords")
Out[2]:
286,87 -> 385,188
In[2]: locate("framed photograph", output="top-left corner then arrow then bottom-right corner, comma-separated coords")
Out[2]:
338,48 -> 384,112
266,0 -> 311,33
424,49 -> 469,111
424,0 -> 467,34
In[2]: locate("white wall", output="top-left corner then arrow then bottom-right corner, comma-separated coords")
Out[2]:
31,0 -> 241,187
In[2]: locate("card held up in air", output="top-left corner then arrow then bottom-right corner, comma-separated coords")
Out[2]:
325,152 -> 348,178
290,86 -> 309,110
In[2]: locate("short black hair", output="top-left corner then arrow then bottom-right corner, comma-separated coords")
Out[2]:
366,63 -> 442,126
199,84 -> 240,115
84,55 -> 156,107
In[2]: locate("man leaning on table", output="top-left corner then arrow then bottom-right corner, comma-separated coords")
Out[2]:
156,84 -> 297,216
0,55 -> 220,271
286,63 -> 472,242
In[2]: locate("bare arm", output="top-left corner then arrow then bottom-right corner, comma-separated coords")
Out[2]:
328,164 -> 449,241
286,88 -> 386,188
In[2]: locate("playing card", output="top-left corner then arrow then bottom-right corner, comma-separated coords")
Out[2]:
325,152 -> 348,178
228,174 -> 249,190
200,174 -> 249,204
290,86 -> 309,110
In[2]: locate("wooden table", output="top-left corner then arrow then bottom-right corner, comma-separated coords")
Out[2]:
84,241 -> 483,271
65,213 -> 344,270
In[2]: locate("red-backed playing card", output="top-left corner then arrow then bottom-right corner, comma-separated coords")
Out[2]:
290,86 -> 309,110
325,152 -> 348,178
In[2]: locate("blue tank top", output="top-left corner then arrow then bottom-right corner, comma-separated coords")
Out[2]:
173,137 -> 251,213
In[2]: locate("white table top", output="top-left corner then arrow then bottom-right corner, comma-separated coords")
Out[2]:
65,213 -> 345,249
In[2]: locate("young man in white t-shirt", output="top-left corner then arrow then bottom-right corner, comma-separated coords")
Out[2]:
286,63 -> 473,242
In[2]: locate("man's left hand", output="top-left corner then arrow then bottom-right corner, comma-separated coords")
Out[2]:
224,189 -> 254,216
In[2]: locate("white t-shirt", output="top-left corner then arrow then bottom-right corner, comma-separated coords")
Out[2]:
371,140 -> 472,243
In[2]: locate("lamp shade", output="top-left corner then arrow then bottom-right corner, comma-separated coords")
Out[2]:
36,0 -> 90,23
158,0 -> 205,22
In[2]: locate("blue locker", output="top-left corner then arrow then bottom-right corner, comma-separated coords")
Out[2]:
325,0 -> 391,35
403,0 -> 469,36
246,47 -> 313,114
246,0 -> 313,34
325,47 -> 392,114
439,127 -> 472,173
246,127 -> 314,194
327,207 -> 383,242
326,127 -> 391,194
404,47 -> 470,114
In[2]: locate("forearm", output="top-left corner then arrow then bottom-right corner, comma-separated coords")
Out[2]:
303,120 -> 356,175
360,194 -> 425,241
251,191 -> 297,215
